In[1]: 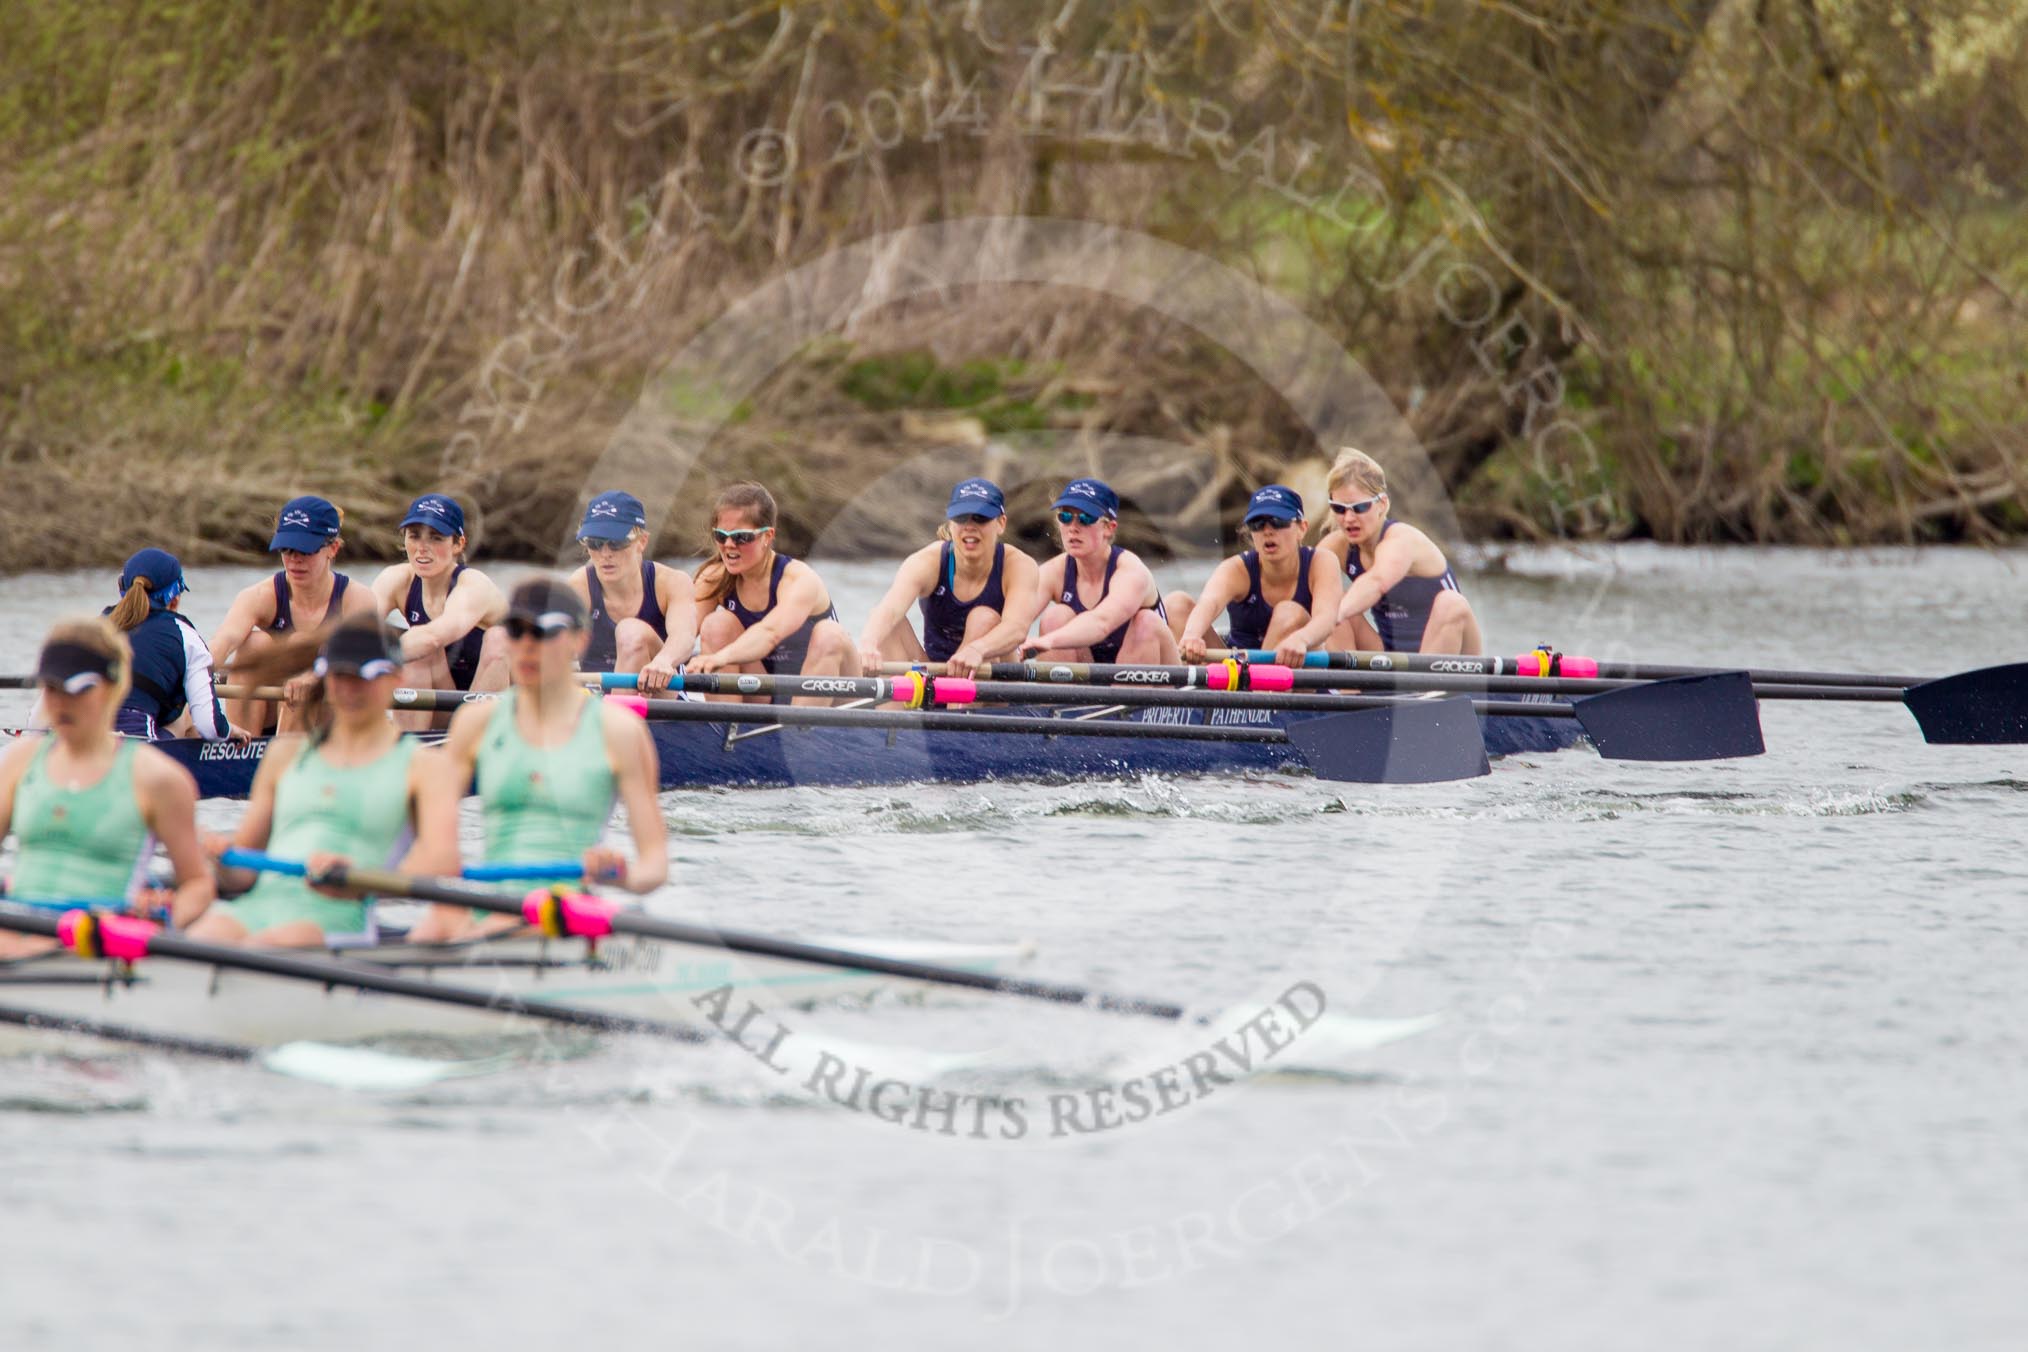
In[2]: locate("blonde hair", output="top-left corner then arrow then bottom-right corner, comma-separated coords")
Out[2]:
694,482 -> 779,610
1327,448 -> 1388,498
43,617 -> 134,708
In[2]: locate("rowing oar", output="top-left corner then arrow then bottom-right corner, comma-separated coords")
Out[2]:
252,857 -> 1437,1058
0,1000 -> 505,1091
1208,646 -> 1925,687
0,903 -> 706,1046
1204,650 -> 2028,745
376,682 -> 1499,781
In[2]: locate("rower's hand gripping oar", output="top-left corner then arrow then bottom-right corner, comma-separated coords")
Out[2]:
269,855 -> 1431,1052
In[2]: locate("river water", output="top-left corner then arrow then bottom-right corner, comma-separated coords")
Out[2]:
1,547 -> 2023,1349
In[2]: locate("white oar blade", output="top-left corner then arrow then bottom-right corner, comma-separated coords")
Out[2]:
258,1042 -> 510,1091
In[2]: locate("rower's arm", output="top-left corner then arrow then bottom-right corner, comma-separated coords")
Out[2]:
394,746 -> 464,880
1183,558 -> 1247,644
367,565 -> 409,626
647,566 -> 699,670
176,621 -> 233,740
709,566 -> 829,668
1296,550 -> 1347,651
856,548 -> 939,656
133,749 -> 215,926
1036,552 -> 1156,652
399,570 -> 505,662
207,583 -> 271,668
210,739 -> 297,895
957,549 -> 1045,660
0,738 -> 36,842
602,705 -> 667,894
1335,532 -> 1414,625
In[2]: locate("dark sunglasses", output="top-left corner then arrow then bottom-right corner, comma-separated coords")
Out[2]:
503,617 -> 573,641
711,527 -> 771,546
578,536 -> 630,554
1329,494 -> 1385,516
950,513 -> 996,527
1055,509 -> 1100,527
1245,515 -> 1296,531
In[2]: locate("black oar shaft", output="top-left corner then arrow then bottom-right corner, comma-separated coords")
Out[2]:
0,1000 -> 257,1061
1218,650 -> 1923,689
333,865 -> 1187,1020
0,907 -> 705,1043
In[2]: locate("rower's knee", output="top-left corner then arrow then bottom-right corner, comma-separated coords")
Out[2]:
613,618 -> 659,671
802,620 -> 860,676
1422,590 -> 1476,654
961,606 -> 1001,642
1036,602 -> 1073,636
1264,600 -> 1312,643
697,607 -> 742,652
1161,592 -> 1194,640
1122,608 -> 1179,662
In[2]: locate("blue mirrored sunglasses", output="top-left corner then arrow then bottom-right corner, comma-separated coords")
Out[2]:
1055,509 -> 1100,527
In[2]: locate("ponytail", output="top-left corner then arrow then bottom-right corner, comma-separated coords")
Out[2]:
107,579 -> 154,631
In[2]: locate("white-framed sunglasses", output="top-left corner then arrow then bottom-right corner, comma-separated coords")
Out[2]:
1328,493 -> 1385,516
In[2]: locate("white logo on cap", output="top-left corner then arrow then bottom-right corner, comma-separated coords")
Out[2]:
418,498 -> 448,516
589,501 -> 620,517
281,509 -> 313,528
957,483 -> 991,498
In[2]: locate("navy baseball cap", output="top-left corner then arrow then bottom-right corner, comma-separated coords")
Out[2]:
269,496 -> 342,553
399,493 -> 466,537
120,547 -> 188,599
1243,485 -> 1305,525
314,622 -> 404,680
945,477 -> 1006,519
1052,478 -> 1119,520
578,490 -> 648,541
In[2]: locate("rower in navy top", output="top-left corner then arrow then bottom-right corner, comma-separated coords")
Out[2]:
1020,478 -> 1179,666
857,477 -> 1043,679
690,481 -> 859,704
564,490 -> 697,691
103,548 -> 243,742
1177,485 -> 1344,666
369,493 -> 509,727
1318,448 -> 1483,654
210,495 -> 377,734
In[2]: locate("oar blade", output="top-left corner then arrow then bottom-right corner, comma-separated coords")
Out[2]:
1903,663 -> 2028,744
259,1042 -> 514,1091
1283,697 -> 1490,783
1573,670 -> 1765,761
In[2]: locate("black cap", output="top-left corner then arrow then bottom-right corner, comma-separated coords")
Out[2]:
37,641 -> 119,693
505,578 -> 588,634
314,622 -> 404,679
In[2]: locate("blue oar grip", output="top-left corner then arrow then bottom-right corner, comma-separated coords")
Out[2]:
597,673 -> 640,691
221,846 -> 581,884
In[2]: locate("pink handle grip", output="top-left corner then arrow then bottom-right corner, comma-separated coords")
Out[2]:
521,889 -> 620,938
604,695 -> 649,717
1245,665 -> 1295,692
929,678 -> 978,705
57,911 -> 158,961
1516,654 -> 1597,678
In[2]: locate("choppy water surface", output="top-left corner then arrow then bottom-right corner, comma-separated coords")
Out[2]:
1,546 -> 2023,1349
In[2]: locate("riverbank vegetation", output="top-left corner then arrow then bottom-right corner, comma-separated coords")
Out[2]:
2,1 -> 2023,569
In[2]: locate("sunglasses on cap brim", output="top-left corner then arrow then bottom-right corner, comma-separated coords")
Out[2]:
504,614 -> 580,640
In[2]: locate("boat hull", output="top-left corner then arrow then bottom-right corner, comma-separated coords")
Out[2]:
158,704 -> 1584,799
0,932 -> 1037,1052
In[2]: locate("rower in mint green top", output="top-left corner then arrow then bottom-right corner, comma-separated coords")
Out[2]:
218,735 -> 421,940
7,738 -> 153,902
476,688 -> 617,878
